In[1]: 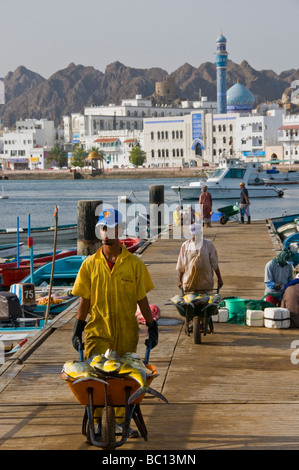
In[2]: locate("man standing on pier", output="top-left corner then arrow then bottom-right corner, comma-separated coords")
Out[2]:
239,182 -> 251,224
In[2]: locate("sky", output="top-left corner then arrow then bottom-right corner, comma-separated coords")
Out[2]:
0,0 -> 298,79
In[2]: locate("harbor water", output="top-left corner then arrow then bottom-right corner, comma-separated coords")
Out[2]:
0,177 -> 298,252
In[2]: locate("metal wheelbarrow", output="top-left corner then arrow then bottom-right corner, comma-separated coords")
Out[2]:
176,288 -> 221,344
61,345 -> 158,449
217,202 -> 241,225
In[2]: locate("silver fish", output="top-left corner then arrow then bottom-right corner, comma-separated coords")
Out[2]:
62,361 -> 100,380
118,352 -> 168,405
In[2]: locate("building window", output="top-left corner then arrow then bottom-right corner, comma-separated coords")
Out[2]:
151,132 -> 154,140
180,130 -> 183,139
151,150 -> 155,158
157,132 -> 160,140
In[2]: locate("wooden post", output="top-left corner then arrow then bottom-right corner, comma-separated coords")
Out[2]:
77,200 -> 103,256
149,185 -> 164,238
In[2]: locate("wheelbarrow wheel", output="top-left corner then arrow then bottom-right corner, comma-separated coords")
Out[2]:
193,316 -> 202,344
219,215 -> 228,225
102,406 -> 116,447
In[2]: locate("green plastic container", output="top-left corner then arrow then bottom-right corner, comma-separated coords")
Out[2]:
225,298 -> 246,319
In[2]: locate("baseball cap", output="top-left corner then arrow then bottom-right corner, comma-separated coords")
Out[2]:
96,209 -> 122,228
189,223 -> 202,235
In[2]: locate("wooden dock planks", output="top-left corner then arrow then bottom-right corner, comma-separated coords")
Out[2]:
1,220 -> 299,450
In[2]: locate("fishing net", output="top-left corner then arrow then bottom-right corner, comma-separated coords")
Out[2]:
225,297 -> 279,325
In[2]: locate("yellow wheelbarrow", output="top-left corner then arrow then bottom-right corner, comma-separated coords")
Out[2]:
61,346 -> 161,449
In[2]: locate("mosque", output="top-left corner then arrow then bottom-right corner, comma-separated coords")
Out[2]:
215,33 -> 255,114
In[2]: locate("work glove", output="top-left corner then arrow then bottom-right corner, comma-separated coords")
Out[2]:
72,319 -> 87,351
145,320 -> 158,349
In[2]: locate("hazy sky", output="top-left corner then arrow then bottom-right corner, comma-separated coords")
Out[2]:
1,0 -> 298,79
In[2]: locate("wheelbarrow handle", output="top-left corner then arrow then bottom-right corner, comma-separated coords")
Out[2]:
78,348 -> 84,361
144,341 -> 152,365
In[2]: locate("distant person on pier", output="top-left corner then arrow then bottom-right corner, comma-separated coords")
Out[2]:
239,182 -> 251,224
264,248 -> 294,305
199,185 -> 212,228
280,274 -> 299,327
176,222 -> 223,293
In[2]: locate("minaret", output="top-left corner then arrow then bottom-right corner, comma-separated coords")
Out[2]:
215,33 -> 228,114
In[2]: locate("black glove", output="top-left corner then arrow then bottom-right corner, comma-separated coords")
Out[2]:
145,320 -> 158,349
72,319 -> 87,351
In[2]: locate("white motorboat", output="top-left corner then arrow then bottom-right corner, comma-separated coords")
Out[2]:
263,169 -> 299,185
171,159 -> 285,200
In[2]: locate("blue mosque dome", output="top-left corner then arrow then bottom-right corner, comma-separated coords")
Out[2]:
226,82 -> 255,113
217,34 -> 227,43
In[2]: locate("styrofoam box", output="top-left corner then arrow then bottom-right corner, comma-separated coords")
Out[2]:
264,307 -> 290,329
264,307 -> 290,320
213,307 -> 229,323
246,310 -> 264,327
264,318 -> 290,329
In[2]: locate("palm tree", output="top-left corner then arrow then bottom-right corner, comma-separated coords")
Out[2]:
47,145 -> 67,168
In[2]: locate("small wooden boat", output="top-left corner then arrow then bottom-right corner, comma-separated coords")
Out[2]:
276,219 -> 299,240
20,255 -> 86,287
120,237 -> 143,253
0,223 -> 77,244
0,242 -> 25,258
0,249 -> 77,288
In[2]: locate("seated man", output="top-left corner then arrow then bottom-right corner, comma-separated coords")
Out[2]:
264,249 -> 294,306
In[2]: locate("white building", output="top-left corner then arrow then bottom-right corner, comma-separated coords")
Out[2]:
143,107 -> 286,167
278,114 -> 299,163
143,111 -> 214,167
83,129 -> 143,169
2,119 -> 55,170
63,94 -> 217,146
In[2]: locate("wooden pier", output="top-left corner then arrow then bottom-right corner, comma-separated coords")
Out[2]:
1,220 -> 299,450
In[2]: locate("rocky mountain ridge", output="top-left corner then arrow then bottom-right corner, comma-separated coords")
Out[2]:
0,60 -> 298,127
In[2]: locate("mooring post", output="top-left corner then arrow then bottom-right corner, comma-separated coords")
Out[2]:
149,185 -> 164,238
77,200 -> 103,256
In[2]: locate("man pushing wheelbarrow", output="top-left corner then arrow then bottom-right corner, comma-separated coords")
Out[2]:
176,222 -> 223,340
71,209 -> 159,442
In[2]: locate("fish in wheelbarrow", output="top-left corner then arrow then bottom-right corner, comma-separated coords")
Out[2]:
89,350 -> 129,377
90,349 -> 131,376
192,293 -> 210,304
165,295 -> 186,313
208,293 -> 221,303
119,352 -> 168,405
61,361 -> 100,381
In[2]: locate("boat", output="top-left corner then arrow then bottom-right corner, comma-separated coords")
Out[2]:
0,223 -> 77,244
269,213 -> 299,234
20,255 -> 86,287
283,232 -> 299,267
276,219 -> 299,241
268,213 -> 299,267
0,185 -> 8,200
120,237 -> 143,253
171,158 -> 285,200
0,249 -> 77,288
263,168 -> 299,185
0,242 -> 25,259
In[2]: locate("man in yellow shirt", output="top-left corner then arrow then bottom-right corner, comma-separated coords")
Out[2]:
71,208 -> 157,438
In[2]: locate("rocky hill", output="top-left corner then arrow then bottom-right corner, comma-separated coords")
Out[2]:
0,60 -> 297,127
